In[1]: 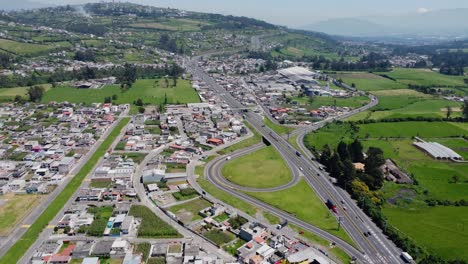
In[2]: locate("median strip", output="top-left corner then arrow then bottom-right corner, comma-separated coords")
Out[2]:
0,117 -> 130,264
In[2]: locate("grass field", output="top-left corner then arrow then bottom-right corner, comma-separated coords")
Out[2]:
291,95 -> 370,109
383,206 -> 468,260
0,118 -> 130,264
222,146 -> 292,189
377,68 -> 467,87
0,85 -> 52,101
263,118 -> 295,135
246,179 -> 354,245
332,72 -> 407,91
203,230 -> 236,246
41,79 -> 200,110
168,198 -> 212,224
196,172 -> 258,216
0,194 -> 42,236
0,39 -> 55,55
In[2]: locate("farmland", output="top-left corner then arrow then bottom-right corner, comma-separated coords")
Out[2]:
0,39 -> 57,55
129,205 -> 181,238
130,18 -> 210,31
332,72 -> 407,91
0,118 -> 130,264
221,146 -> 293,189
246,179 -> 354,245
41,78 -> 200,111
0,85 -> 52,101
290,95 -> 370,109
377,68 -> 467,87
304,118 -> 468,259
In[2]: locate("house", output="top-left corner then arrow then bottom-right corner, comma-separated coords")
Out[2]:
8,179 -> 26,191
142,169 -> 165,184
48,255 -> 71,264
111,239 -> 130,255
121,216 -> 134,234
91,241 -> 113,257
123,254 -> 142,264
59,157 -> 75,174
239,222 -> 267,242
206,138 -> 223,146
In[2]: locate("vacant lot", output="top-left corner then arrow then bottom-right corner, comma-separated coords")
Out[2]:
42,78 -> 200,109
168,198 -> 212,224
129,205 -> 181,238
222,146 -> 293,189
332,72 -> 407,91
0,194 -> 42,236
203,230 -> 236,246
246,179 -> 353,245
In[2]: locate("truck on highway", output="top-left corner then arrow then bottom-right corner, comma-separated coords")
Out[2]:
296,151 -> 301,157
401,252 -> 414,263
326,199 -> 338,213
226,156 -> 232,160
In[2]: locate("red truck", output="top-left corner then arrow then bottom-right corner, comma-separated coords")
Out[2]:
326,199 -> 338,214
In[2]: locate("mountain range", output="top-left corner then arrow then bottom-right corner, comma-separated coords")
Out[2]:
301,8 -> 468,39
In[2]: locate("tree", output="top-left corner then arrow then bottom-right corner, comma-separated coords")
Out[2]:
104,97 -> 111,103
27,85 -> 45,102
463,99 -> 468,119
138,107 -> 145,114
112,94 -> 118,100
337,141 -> 350,160
349,139 -> 364,162
164,93 -> 168,105
172,76 -> 177,87
164,77 -> 169,88
117,63 -> 137,88
329,153 -> 344,179
452,175 -> 460,183
446,105 -> 452,119
135,98 -> 143,106
319,144 -> 332,168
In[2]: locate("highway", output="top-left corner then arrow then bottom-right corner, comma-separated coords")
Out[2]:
186,58 -> 404,264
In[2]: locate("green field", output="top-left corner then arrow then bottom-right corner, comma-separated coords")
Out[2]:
130,18 -> 210,31
291,95 -> 370,109
332,72 -> 407,91
217,123 -> 262,155
377,68 -> 467,87
203,230 -> 236,246
304,119 -> 468,259
383,206 -> 468,260
263,118 -> 295,135
246,179 -> 354,245
0,85 -> 52,101
222,146 -> 292,189
129,205 -> 181,238
0,118 -> 130,264
0,39 -> 56,55
41,79 -> 200,110
168,198 -> 212,223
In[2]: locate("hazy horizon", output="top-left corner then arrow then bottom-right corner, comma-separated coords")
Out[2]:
4,0 -> 468,27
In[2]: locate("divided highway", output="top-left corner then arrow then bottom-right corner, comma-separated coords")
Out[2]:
187,58 -> 404,264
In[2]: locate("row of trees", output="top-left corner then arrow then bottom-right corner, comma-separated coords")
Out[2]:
0,62 -> 184,89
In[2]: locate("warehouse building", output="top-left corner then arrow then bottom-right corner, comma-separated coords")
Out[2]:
413,141 -> 463,160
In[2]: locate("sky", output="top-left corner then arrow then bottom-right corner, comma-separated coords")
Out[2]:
29,0 -> 468,26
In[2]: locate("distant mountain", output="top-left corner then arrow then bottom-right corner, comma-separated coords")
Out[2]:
301,8 -> 468,39
0,0 -> 52,11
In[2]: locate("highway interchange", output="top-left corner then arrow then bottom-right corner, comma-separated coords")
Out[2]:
186,57 -> 406,264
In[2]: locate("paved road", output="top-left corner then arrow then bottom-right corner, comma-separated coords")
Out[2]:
0,109 -> 129,261
186,58 -> 404,264
131,128 -> 235,261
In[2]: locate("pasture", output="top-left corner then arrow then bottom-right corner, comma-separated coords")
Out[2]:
0,39 -> 56,55
332,72 -> 407,91
222,146 -> 292,189
41,78 -> 200,110
377,68 -> 467,87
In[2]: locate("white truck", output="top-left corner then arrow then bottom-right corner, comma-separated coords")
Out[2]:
401,252 -> 414,263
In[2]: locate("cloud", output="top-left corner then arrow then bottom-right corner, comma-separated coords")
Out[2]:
416,7 -> 430,14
